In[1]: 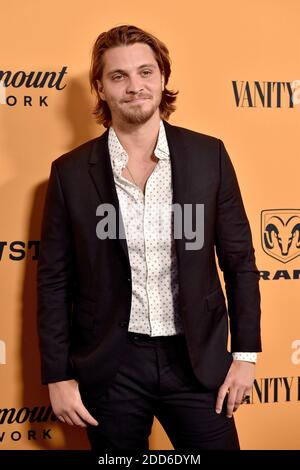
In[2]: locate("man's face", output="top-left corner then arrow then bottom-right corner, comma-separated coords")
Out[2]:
98,43 -> 165,126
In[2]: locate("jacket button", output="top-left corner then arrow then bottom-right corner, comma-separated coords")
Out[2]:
127,278 -> 131,282
119,321 -> 128,328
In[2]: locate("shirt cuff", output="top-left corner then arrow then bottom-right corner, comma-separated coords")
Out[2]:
232,352 -> 257,363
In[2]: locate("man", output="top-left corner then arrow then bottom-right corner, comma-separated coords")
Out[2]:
37,24 -> 261,451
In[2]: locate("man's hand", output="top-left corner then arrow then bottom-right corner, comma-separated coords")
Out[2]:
48,379 -> 99,427
215,360 -> 255,418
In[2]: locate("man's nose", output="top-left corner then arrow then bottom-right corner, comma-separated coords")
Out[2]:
126,75 -> 144,94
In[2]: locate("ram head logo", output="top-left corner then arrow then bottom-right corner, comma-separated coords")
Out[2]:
261,209 -> 300,263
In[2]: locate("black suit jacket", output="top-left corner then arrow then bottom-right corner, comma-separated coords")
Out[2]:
37,119 -> 261,393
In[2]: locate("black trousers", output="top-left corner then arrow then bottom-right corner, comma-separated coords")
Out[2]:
81,332 -> 240,451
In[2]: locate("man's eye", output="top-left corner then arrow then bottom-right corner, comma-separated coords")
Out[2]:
112,75 -> 123,80
142,70 -> 152,76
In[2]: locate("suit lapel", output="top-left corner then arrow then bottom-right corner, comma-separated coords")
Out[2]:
88,129 -> 130,264
88,120 -> 191,266
163,120 -> 192,263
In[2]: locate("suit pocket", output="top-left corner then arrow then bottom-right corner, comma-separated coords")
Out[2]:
205,288 -> 226,311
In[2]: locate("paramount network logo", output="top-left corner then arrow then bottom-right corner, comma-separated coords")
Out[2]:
0,405 -> 57,443
232,80 -> 300,107
0,66 -> 67,107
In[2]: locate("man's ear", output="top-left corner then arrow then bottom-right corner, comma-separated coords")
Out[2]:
161,75 -> 165,91
97,80 -> 106,101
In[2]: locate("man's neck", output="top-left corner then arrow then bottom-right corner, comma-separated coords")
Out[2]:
111,114 -> 161,163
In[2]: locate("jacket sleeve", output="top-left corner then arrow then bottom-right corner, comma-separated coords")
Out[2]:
215,140 -> 262,352
37,161 -> 75,384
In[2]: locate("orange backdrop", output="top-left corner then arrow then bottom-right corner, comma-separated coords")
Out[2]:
0,0 -> 299,450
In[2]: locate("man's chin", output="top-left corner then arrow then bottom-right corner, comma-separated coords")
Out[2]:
122,110 -> 156,125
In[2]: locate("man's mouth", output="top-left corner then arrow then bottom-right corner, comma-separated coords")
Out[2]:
125,97 -> 150,103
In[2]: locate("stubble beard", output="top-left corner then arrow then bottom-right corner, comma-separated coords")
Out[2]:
116,94 -> 162,125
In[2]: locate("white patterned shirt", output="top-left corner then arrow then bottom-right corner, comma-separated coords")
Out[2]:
108,119 -> 257,363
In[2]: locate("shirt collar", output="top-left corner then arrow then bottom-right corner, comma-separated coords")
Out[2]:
108,119 -> 170,178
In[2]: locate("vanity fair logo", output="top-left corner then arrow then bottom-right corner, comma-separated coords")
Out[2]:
251,376 -> 300,403
232,80 -> 300,107
0,66 -> 67,107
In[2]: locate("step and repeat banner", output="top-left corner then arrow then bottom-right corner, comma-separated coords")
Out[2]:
0,0 -> 299,450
